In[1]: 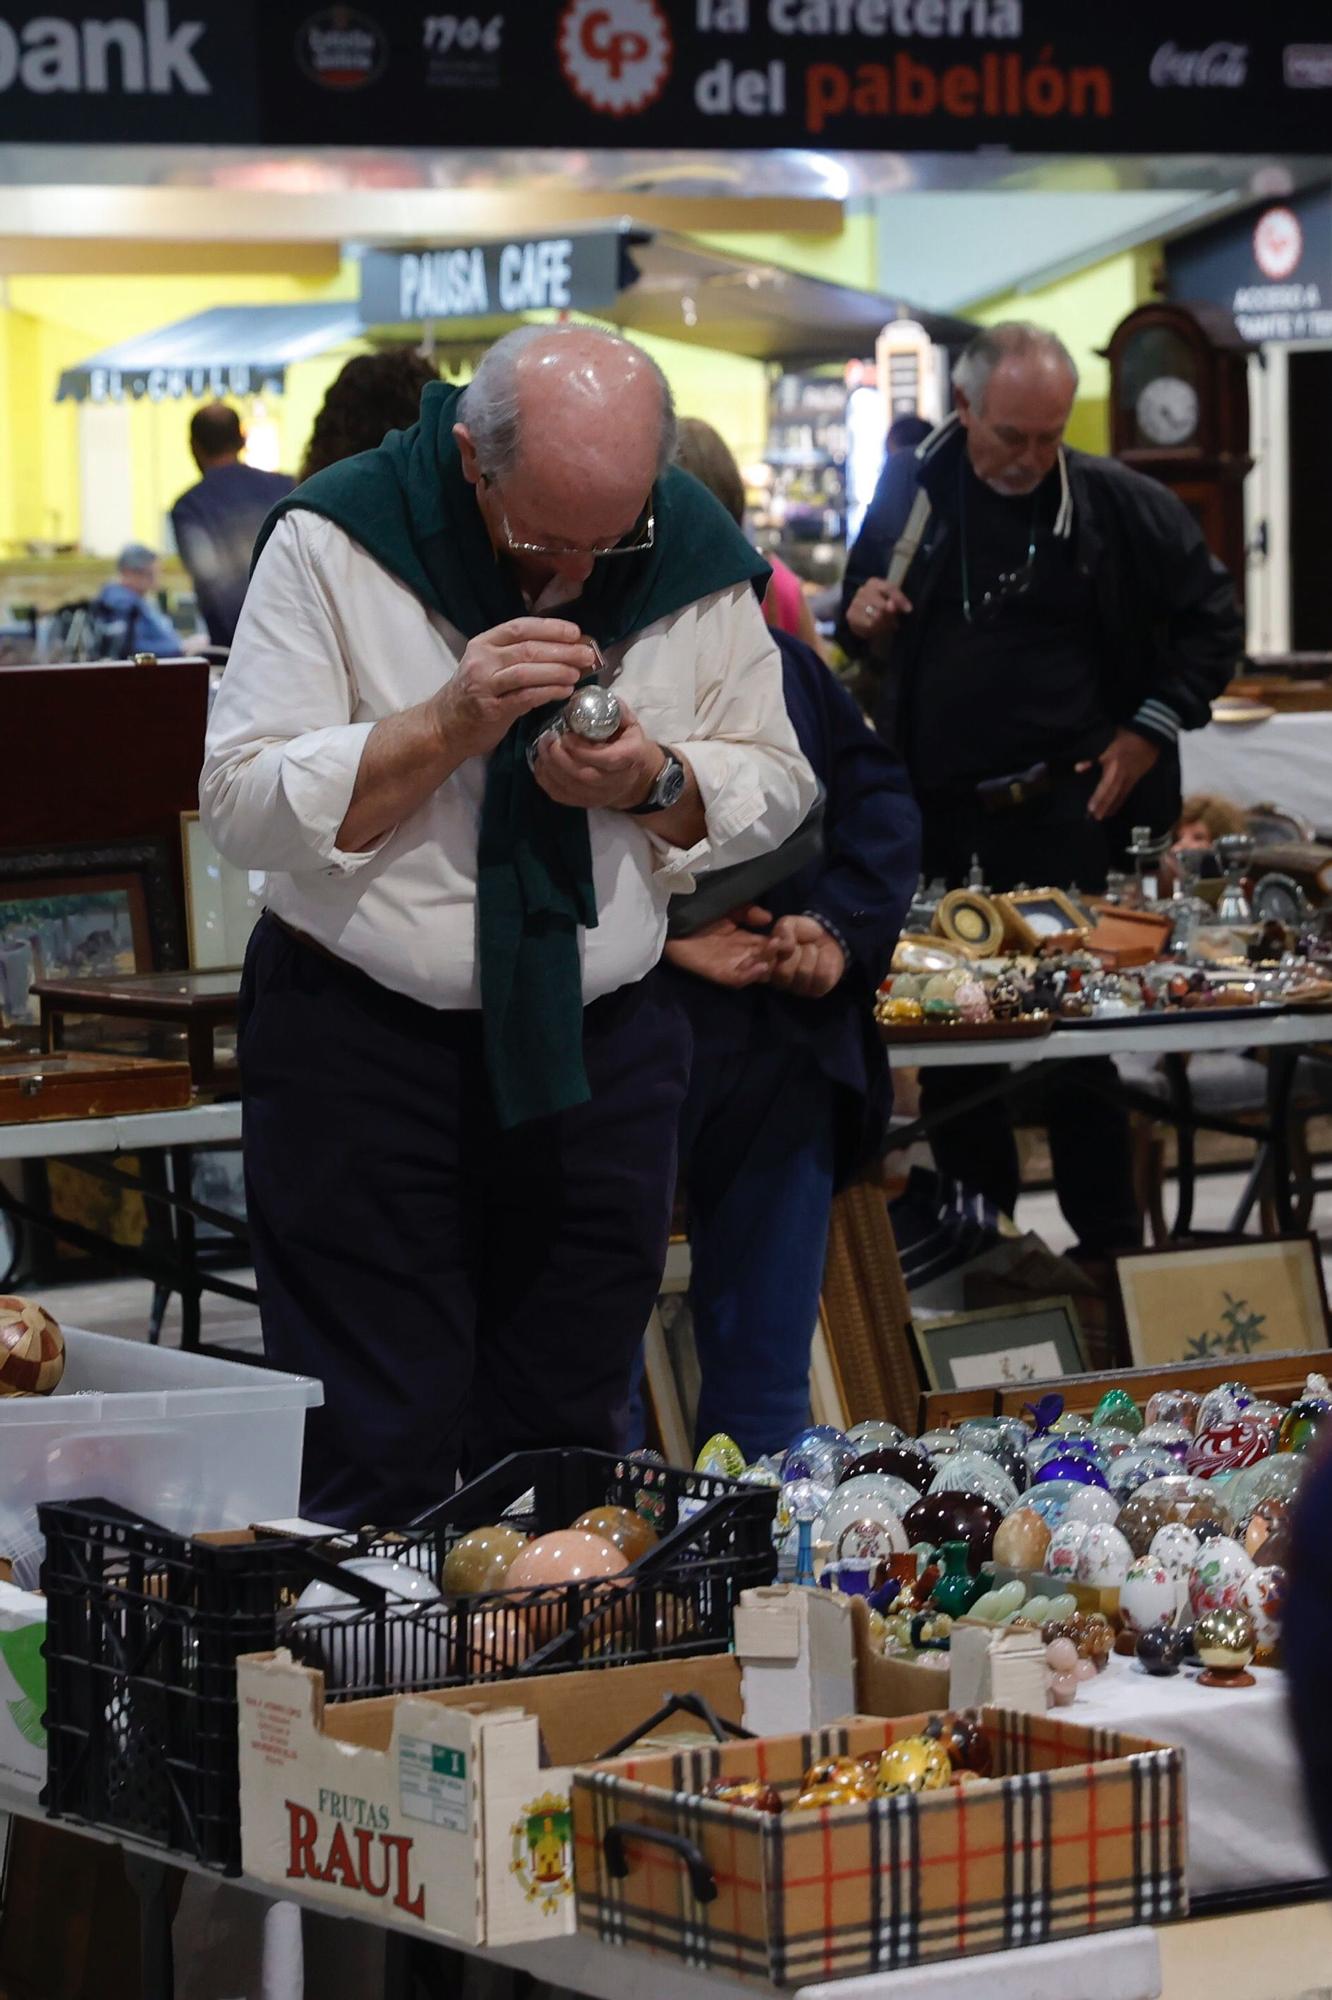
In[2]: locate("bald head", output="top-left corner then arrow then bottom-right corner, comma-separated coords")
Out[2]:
954,322 -> 1078,496
456,325 -> 677,593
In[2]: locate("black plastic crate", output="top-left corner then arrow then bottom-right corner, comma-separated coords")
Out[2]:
40,1448 -> 776,1873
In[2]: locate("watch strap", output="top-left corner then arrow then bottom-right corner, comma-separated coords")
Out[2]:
627,751 -> 684,816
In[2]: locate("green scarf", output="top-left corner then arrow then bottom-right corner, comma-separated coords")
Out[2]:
254,380 -> 768,1126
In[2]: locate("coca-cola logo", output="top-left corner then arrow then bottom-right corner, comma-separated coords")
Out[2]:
1150,41 -> 1248,88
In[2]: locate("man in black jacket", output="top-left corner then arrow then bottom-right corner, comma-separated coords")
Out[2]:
839,321 -> 1243,1267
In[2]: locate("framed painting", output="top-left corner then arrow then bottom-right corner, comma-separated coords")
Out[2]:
180,811 -> 264,971
993,887 -> 1093,953
1114,1235 -> 1329,1369
915,1296 -> 1087,1392
0,838 -> 183,1033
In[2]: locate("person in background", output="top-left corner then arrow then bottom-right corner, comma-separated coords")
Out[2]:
299,348 -> 440,481
90,544 -> 181,658
1173,792 -> 1247,849
664,427 -> 920,1458
838,322 -> 1242,1278
201,325 -> 815,1524
674,417 -> 824,657
885,412 -> 933,457
171,403 -> 294,648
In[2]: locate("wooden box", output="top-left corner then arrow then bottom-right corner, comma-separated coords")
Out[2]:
0,1050 -> 191,1123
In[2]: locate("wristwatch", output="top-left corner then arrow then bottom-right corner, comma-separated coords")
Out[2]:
627,749 -> 687,816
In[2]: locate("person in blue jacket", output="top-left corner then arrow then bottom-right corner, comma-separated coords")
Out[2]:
663,442 -> 921,1459
90,544 -> 182,658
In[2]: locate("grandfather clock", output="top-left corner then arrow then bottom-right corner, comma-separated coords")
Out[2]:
1102,301 -> 1254,604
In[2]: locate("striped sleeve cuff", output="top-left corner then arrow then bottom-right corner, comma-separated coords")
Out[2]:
1130,699 -> 1182,747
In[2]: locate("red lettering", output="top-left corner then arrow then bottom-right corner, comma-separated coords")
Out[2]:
322,1822 -> 360,1891
355,1827 -> 393,1899
896,52 -> 937,114
285,1802 -> 324,1883
1025,45 -> 1066,116
386,1833 -> 427,1920
982,52 -> 1001,114
581,11 -> 648,81
1070,65 -> 1112,115
1004,53 -> 1021,115
851,62 -> 888,117
806,62 -> 848,135
941,64 -> 978,115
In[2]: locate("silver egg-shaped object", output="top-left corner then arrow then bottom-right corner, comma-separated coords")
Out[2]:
564,685 -> 622,741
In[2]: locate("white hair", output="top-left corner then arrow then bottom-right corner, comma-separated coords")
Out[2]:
457,323 -> 678,481
953,322 -> 1079,411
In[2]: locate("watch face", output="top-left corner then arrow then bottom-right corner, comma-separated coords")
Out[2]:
1135,375 -> 1199,448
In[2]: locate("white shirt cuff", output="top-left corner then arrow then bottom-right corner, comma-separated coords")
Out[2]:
280,723 -> 390,876
642,739 -> 767,892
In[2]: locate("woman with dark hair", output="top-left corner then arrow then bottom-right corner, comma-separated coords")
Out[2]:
299,349 -> 440,481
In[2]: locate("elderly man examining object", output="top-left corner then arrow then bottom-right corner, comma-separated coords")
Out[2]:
202,326 -> 815,1524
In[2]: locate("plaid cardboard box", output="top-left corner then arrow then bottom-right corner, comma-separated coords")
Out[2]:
573,1706 -> 1186,1987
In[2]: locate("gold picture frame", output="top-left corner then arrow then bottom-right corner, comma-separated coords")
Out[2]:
991,887 -> 1093,954
934,888 -> 1005,959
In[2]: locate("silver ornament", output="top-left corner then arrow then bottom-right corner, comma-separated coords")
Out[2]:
563,685 -> 622,741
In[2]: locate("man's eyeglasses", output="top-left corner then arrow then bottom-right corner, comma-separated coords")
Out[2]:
490,488 -> 655,560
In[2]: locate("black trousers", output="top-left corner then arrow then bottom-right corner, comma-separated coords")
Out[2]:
918,775 -> 1141,1256
238,915 -> 690,1525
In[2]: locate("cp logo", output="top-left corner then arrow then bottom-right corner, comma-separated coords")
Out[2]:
558,0 -> 672,114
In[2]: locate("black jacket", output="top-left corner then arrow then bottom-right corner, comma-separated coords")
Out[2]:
838,416 -> 1244,770
665,629 -> 921,1184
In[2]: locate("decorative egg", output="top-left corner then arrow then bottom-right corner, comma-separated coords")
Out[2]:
903,1492 -> 1002,1565
696,1432 -> 746,1478
1045,1636 -> 1079,1674
440,1524 -> 529,1594
1120,1558 -> 1177,1634
821,1476 -> 912,1552
505,1531 -> 628,1590
1107,1447 -> 1184,1502
993,1507 -> 1052,1572
1238,1564 -> 1286,1658
1186,1420 -> 1270,1479
1227,1455 -> 1307,1519
929,1451 -> 1019,1514
1075,1523 -> 1134,1588
571,1506 -> 659,1564
0,1296 -> 64,1397
923,1710 -> 991,1775
1045,1519 -> 1090,1577
1139,1421 -> 1193,1461
1062,1486 -> 1121,1528
1187,1535 -> 1255,1618
1195,1606 -> 1257,1679
1020,1482 -> 1083,1532
1037,1591 -> 1079,1624
1149,1522 -> 1201,1582
701,1778 -> 783,1814
1049,1670 -> 1079,1707
860,1444 -> 932,1494
874,1736 -> 952,1796
1136,1626 -> 1179,1676
1146,1388 -> 1202,1433
847,1420 -> 905,1449
1278,1388 -> 1332,1456
968,1579 -> 1027,1622
1034,1452 -> 1108,1490
1092,1389 -> 1142,1436
1241,1497 -> 1291,1567
1116,1493 -> 1171,1557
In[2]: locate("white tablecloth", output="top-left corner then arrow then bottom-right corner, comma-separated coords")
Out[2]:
1069,1652 -> 1324,1899
1180,714 -> 1332,835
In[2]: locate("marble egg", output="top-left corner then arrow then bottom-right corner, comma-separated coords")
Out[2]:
1075,1523 -> 1134,1588
1049,1670 -> 1079,1707
506,1531 -> 628,1590
1135,1626 -> 1179,1677
571,1506 -> 659,1564
1241,1497 -> 1292,1568
441,1524 -> 529,1595
1187,1535 -> 1255,1618
993,1507 -> 1052,1572
1120,1557 -> 1177,1634
1116,1493 -> 1171,1557
1045,1518 -> 1090,1577
1149,1521 -> 1202,1582
1238,1563 -> 1286,1658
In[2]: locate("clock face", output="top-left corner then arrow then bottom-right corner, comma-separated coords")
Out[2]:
1136,375 -> 1200,448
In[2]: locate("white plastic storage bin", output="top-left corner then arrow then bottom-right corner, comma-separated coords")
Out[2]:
0,1326 -> 321,1577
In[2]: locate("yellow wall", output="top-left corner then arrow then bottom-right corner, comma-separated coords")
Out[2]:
969,243 -> 1158,454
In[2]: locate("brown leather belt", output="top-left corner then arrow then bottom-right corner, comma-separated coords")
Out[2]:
267,911 -> 351,969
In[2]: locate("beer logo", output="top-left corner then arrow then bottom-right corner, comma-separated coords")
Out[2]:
296,6 -> 387,91
557,0 -> 672,115
1253,206 -> 1304,281
510,1792 -> 573,1911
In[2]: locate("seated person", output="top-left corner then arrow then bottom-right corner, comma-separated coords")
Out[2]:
1160,791 -> 1247,889
90,544 -> 181,658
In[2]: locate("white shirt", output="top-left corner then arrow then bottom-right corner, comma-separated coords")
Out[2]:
200,511 -> 816,1010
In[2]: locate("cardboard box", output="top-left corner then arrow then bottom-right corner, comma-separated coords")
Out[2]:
238,1647 -> 743,1948
573,1706 -> 1187,1988
0,1581 -> 46,1796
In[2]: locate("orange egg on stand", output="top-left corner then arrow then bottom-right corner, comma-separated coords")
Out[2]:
505,1531 -> 628,1589
571,1505 -> 659,1564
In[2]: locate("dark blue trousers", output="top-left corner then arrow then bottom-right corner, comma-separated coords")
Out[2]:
238,915 -> 690,1526
681,1043 -> 837,1461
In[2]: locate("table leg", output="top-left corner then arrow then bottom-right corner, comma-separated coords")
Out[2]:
187,1020 -> 215,1095
1164,1053 -> 1196,1239
1266,1045 -> 1300,1235
122,1852 -> 175,2000
169,1145 -> 201,1351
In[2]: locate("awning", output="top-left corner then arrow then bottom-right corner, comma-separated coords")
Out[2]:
56,303 -> 364,404
358,224 -> 976,365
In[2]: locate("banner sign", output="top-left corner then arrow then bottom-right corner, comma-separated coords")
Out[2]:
1168,187 -> 1332,344
3,3 -> 1332,151
359,230 -> 628,325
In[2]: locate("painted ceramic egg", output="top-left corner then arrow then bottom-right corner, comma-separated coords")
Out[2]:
440,1524 -> 529,1595
571,1506 -> 659,1564
505,1531 -> 628,1589
1187,1535 -> 1254,1617
1238,1563 -> 1286,1658
1045,1518 -> 1090,1577
1146,1388 -> 1202,1433
1186,1420 -> 1270,1479
1120,1558 -> 1177,1634
1149,1522 -> 1201,1581
993,1507 -> 1052,1572
1075,1523 -> 1134,1588
1092,1388 -> 1142,1436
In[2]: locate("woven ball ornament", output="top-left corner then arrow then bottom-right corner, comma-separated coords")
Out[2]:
0,1296 -> 64,1397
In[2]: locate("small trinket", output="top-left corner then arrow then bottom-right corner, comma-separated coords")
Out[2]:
1195,1606 -> 1258,1689
874,1736 -> 953,1796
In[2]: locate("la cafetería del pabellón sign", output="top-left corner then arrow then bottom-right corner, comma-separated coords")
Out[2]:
2,1 -> 1332,151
